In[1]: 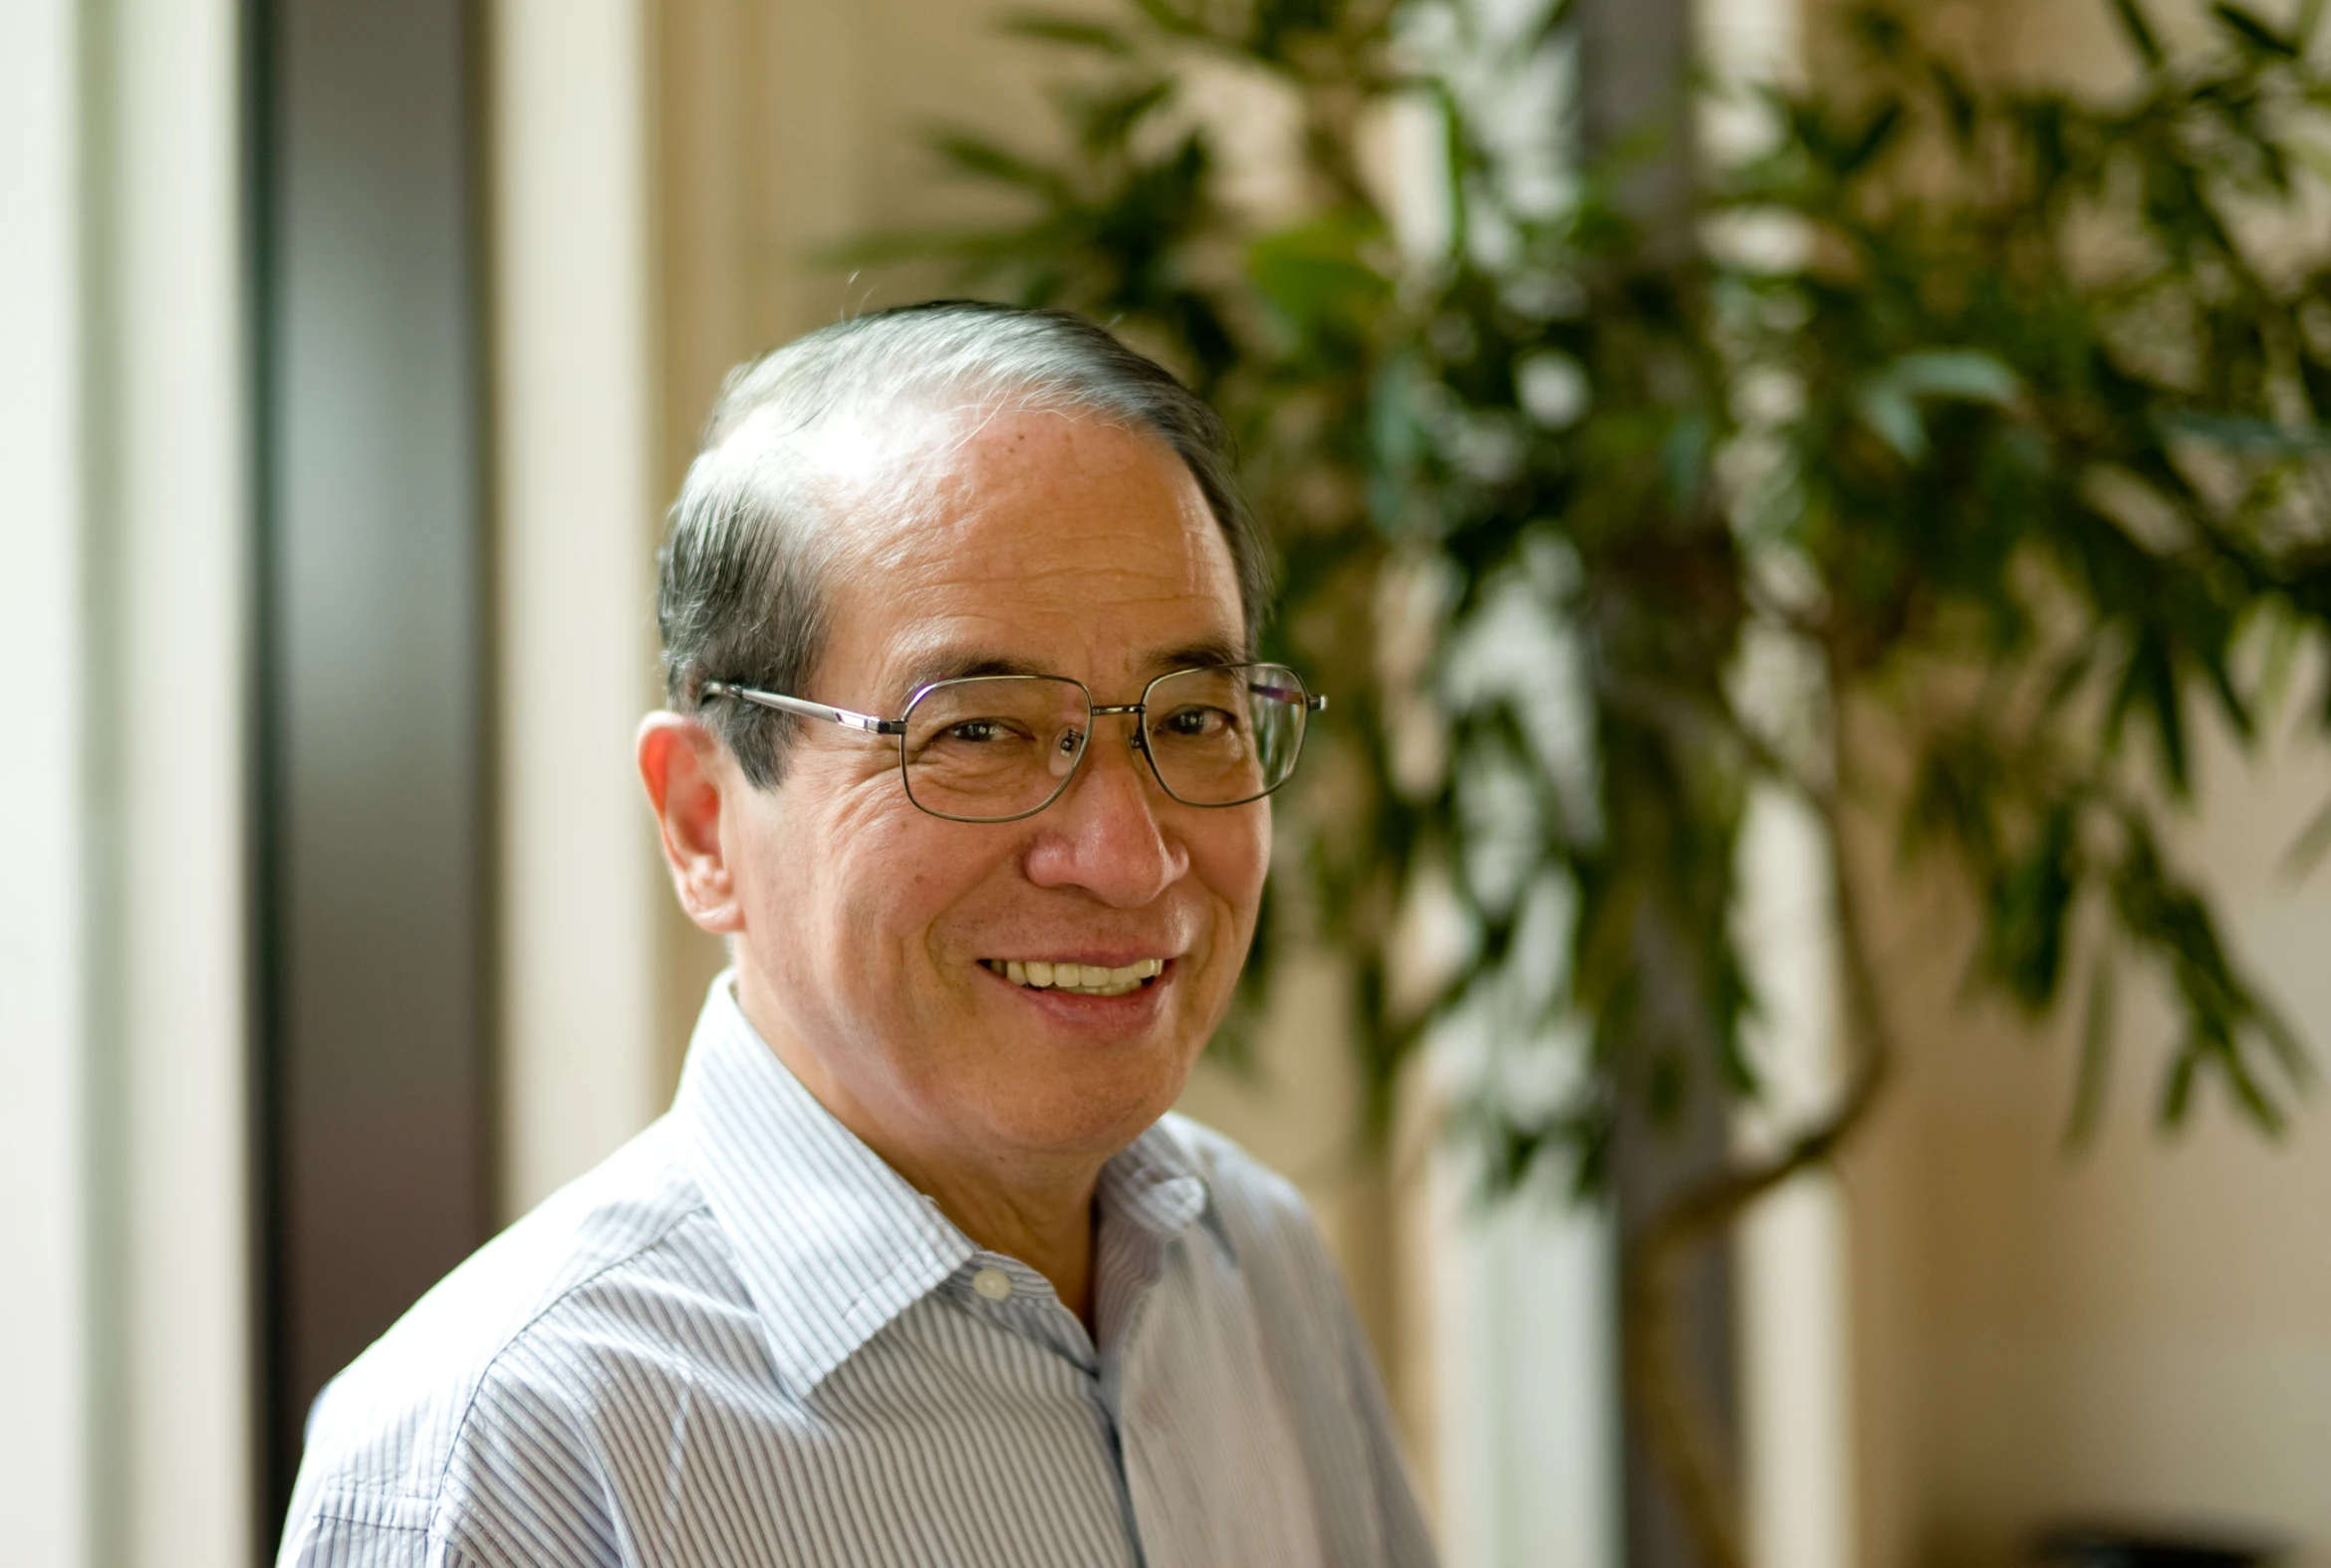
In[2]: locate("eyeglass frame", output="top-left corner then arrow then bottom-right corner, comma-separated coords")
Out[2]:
695,663 -> 1327,824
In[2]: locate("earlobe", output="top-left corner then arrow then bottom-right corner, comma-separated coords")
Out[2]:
637,711 -> 745,933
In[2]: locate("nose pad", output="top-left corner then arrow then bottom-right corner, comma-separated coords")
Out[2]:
1044,709 -> 1165,804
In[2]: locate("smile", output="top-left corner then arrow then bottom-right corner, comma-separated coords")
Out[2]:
980,957 -> 1166,997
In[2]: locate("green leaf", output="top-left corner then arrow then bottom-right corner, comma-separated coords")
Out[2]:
2063,961 -> 2117,1151
2284,792 -> 2331,879
1930,60 -> 1978,144
2219,1042 -> 2289,1135
2159,1036 -> 2201,1126
1837,103 -> 1906,176
2210,1 -> 2299,56
1533,0 -> 1580,49
931,133 -> 1070,195
1244,211 -> 1394,341
2139,638 -> 2192,794
2109,0 -> 2167,69
1075,77 -> 1177,155
2160,410 -> 2331,454
1852,351 -> 2023,464
1663,410 -> 1713,509
1891,350 -> 2022,405
1854,383 -> 1929,463
2293,138 -> 2331,192
2254,999 -> 2314,1090
1002,14 -> 1135,54
1126,0 -> 1205,39
1987,802 -> 2078,1009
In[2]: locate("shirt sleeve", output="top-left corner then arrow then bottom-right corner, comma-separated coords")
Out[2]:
1337,1282 -> 1441,1568
279,1481 -> 617,1568
276,1489 -> 435,1568
277,1362 -> 624,1568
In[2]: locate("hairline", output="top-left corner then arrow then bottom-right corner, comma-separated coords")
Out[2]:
657,304 -> 1270,788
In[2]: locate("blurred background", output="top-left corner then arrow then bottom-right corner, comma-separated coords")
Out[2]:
5,1 -> 2330,1566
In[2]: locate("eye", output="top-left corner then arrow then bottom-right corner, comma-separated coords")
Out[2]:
946,718 -> 1018,744
1160,704 -> 1236,737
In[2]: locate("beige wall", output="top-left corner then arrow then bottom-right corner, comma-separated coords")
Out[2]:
1846,694 -> 2331,1568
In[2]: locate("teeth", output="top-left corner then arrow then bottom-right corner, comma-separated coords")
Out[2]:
984,956 -> 1166,995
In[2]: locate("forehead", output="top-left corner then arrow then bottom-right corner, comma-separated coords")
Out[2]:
814,406 -> 1247,694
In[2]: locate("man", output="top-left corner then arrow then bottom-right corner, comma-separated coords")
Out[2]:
279,302 -> 1434,1566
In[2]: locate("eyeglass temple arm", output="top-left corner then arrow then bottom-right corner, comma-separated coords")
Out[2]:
1247,681 -> 1327,714
698,680 -> 906,735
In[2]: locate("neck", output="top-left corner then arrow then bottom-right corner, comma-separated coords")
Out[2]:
904,1155 -> 1102,1327
736,977 -> 1106,1329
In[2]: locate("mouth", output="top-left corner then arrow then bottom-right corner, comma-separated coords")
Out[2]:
979,956 -> 1167,998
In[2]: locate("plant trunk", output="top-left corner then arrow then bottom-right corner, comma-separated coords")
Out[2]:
1615,753 -> 1898,1568
1613,1063 -> 1743,1568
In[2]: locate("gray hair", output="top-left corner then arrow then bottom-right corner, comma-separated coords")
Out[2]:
657,301 -> 1271,787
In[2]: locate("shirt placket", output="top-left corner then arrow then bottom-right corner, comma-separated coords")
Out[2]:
942,1210 -> 1179,1566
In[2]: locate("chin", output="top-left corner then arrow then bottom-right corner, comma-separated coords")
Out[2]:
974,1065 -> 1187,1158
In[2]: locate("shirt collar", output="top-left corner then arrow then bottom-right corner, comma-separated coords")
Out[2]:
674,978 -> 972,1398
1097,1117 -> 1214,1248
671,975 -> 1218,1397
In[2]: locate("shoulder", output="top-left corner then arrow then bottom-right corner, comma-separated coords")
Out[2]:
1154,1112 -> 1304,1214
1152,1113 -> 1343,1290
279,1118 -> 749,1565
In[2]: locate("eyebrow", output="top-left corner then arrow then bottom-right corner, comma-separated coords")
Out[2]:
893,635 -> 1251,703
897,652 -> 1054,693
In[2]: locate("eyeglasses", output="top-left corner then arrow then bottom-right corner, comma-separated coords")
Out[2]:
698,662 -> 1325,823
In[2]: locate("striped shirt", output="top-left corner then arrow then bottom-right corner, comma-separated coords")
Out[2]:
277,975 -> 1436,1567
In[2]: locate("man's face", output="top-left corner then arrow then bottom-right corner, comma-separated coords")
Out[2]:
720,408 -> 1268,1173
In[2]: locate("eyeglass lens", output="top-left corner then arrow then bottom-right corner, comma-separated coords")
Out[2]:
900,664 -> 1312,821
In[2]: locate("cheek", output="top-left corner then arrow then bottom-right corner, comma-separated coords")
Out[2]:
779,774 -> 1021,965
732,758 -> 904,934
1192,808 -> 1271,934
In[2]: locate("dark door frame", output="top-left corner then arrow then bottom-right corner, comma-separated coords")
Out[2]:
249,0 -> 494,1537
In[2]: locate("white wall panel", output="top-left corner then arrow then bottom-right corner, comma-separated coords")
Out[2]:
0,2 -> 93,1562
491,0 -> 662,1217
2,2 -> 254,1563
113,0 -> 253,1560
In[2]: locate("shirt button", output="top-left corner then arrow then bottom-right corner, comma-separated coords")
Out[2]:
970,1267 -> 1012,1301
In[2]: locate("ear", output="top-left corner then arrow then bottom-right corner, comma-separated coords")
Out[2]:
638,711 -> 746,933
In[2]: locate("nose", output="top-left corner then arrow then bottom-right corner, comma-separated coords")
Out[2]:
1021,719 -> 1187,907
